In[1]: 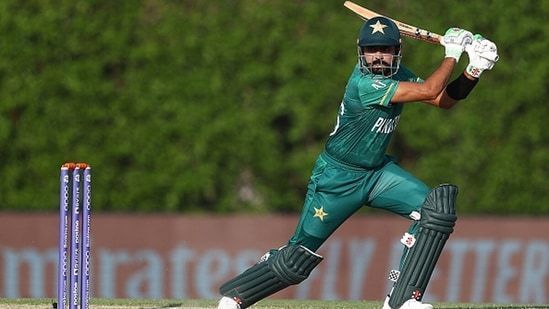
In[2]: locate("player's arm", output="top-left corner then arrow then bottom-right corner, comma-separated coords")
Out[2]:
390,57 -> 456,105
390,28 -> 473,106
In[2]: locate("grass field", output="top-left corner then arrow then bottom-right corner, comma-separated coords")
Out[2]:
0,299 -> 547,309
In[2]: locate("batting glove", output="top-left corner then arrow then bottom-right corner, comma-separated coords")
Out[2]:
440,28 -> 473,62
465,34 -> 499,78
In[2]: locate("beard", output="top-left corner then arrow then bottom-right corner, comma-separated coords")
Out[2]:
358,51 -> 401,77
370,60 -> 392,75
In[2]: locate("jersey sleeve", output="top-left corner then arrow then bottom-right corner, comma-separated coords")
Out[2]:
357,76 -> 399,107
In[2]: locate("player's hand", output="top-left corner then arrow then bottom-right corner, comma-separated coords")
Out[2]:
440,28 -> 473,62
465,34 -> 499,78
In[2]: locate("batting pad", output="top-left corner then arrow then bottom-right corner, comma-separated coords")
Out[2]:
388,184 -> 458,309
219,245 -> 323,308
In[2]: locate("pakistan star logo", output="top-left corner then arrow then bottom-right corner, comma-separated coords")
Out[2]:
370,20 -> 388,34
313,206 -> 328,221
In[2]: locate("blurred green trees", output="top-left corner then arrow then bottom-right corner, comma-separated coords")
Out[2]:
0,1 -> 547,214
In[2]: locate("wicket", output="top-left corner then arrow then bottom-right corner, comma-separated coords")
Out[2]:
57,163 -> 92,309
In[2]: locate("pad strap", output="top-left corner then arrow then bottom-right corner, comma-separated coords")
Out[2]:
388,184 -> 458,309
219,245 -> 323,308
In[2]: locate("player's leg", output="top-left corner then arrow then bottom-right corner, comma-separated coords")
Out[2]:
369,161 -> 458,309
218,156 -> 370,309
288,160 -> 371,252
216,179 -> 326,309
368,160 -> 430,218
217,193 -> 326,308
218,244 -> 323,309
387,184 -> 457,309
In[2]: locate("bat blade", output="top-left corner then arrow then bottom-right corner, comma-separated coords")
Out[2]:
344,1 -> 442,45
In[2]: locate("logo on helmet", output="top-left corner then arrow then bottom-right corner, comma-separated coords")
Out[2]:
369,20 -> 388,34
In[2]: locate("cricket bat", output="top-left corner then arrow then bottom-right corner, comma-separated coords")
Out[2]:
344,1 -> 442,45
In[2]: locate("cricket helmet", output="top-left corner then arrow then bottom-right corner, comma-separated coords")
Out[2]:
357,16 -> 402,76
358,16 -> 401,47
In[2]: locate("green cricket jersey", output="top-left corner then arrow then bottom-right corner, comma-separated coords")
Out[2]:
325,64 -> 422,168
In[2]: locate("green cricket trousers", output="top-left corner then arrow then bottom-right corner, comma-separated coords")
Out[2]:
288,152 -> 430,252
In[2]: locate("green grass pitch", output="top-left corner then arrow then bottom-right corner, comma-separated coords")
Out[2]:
0,298 -> 546,309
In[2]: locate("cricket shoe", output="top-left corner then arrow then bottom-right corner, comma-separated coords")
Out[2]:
217,296 -> 240,309
382,295 -> 433,309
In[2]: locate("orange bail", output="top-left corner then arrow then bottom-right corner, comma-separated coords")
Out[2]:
76,162 -> 89,169
62,162 -> 90,169
62,162 -> 76,170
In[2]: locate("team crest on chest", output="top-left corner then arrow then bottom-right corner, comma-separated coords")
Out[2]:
371,80 -> 387,90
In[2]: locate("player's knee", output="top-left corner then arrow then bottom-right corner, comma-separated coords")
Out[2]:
269,244 -> 323,285
420,184 -> 458,233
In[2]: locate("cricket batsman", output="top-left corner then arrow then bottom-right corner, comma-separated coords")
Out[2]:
217,16 -> 498,309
